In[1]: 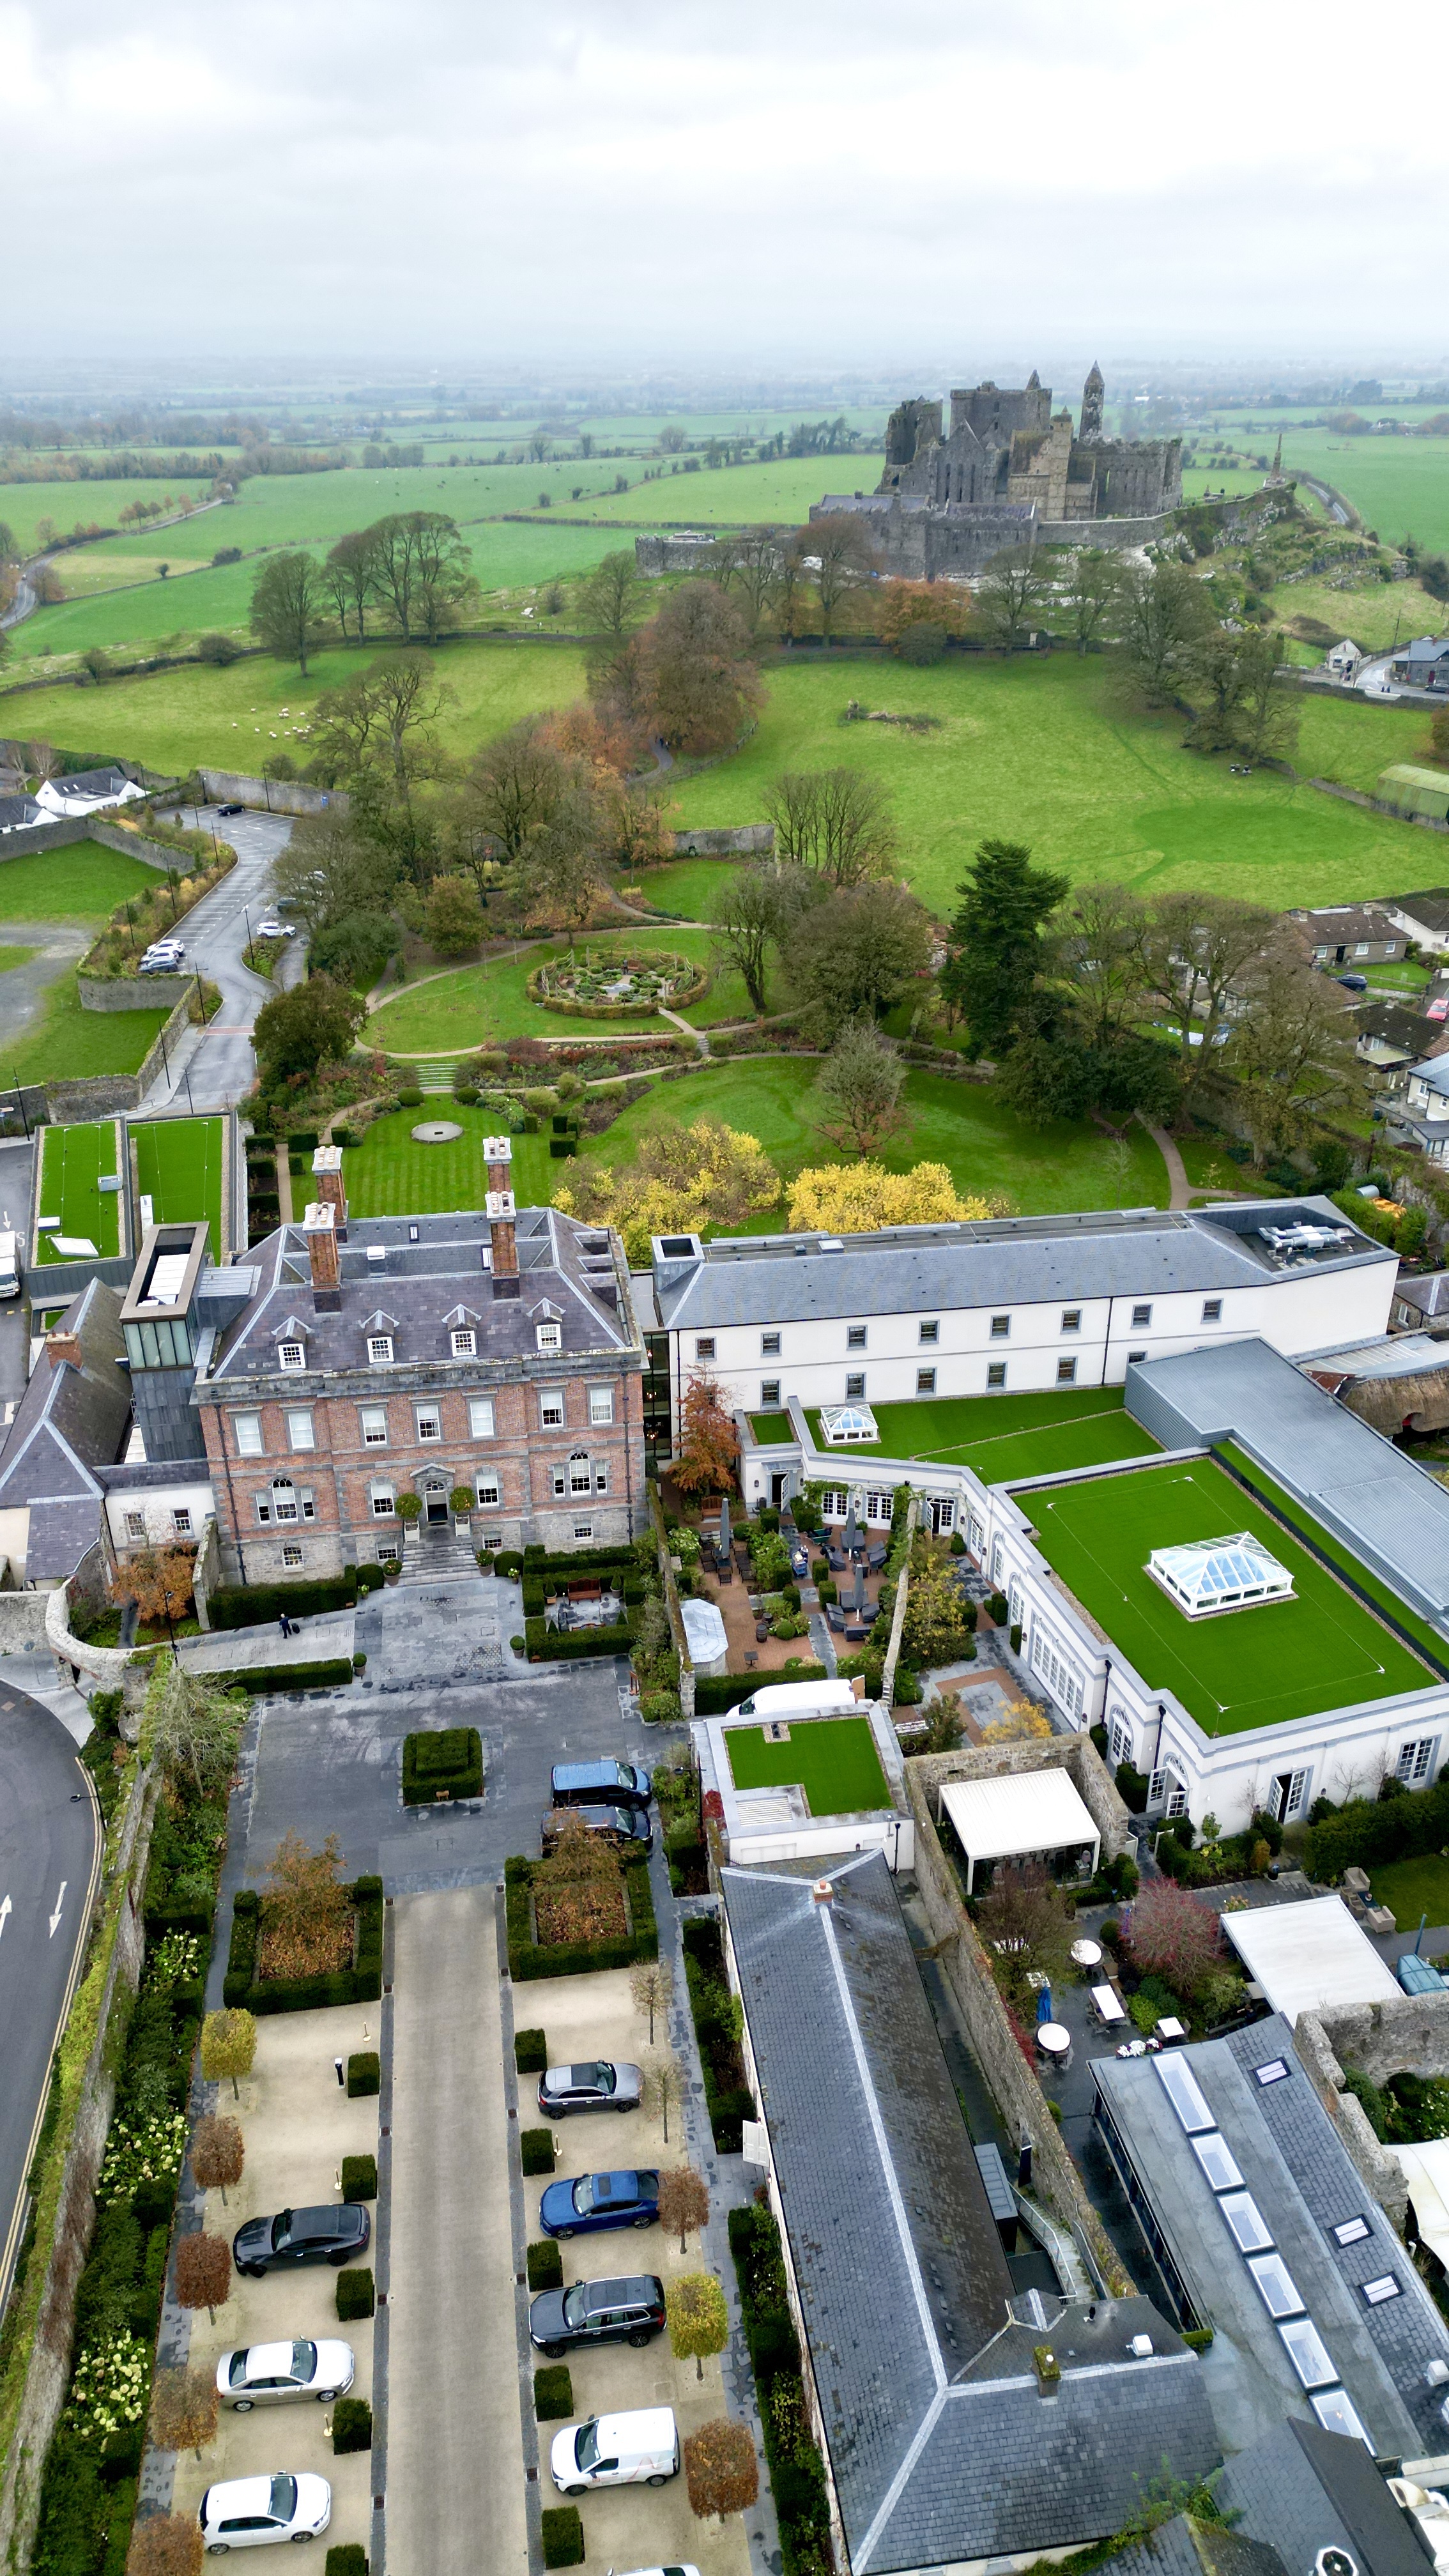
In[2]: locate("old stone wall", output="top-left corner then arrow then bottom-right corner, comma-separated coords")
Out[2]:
42,984 -> 191,1126
670,825 -> 774,857
903,1765 -> 1133,2292
634,533 -> 726,577
0,816 -> 182,872
1294,2006 -> 1411,2228
77,973 -> 191,1013
0,1591 -> 50,1649
910,1733 -> 1131,1859
197,770 -> 341,818
1036,512 -> 1172,552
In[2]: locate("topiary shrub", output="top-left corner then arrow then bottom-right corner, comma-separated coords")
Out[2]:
397,1085 -> 424,1108
326,2550 -> 367,2576
541,2507 -> 585,2569
533,2364 -> 574,2421
527,2239 -> 563,2291
521,2127 -> 556,2175
341,2155 -> 377,2202
335,2267 -> 374,2320
515,2028 -> 548,2073
347,2051 -> 380,2097
332,2398 -> 372,2453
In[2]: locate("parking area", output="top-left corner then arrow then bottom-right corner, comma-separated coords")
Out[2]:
172,2003 -> 379,2557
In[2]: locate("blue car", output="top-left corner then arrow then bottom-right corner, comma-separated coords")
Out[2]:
539,2170 -> 660,2239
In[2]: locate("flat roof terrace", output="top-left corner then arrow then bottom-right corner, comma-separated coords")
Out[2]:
799,1387 -> 1160,1481
1026,1458 -> 1432,1736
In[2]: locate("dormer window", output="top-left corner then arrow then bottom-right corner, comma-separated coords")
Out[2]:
278,1341 -> 306,1370
537,1321 -> 562,1353
367,1335 -> 394,1365
451,1328 -> 476,1359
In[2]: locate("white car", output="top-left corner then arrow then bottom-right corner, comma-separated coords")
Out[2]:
551,2406 -> 679,2494
199,2472 -> 331,2552
217,2338 -> 355,2411
256,920 -> 295,940
606,2568 -> 702,2576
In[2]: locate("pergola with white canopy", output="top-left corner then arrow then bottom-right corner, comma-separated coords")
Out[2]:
939,1769 -> 1101,1895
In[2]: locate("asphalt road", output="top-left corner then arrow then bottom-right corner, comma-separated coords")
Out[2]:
140,805 -> 302,1114
0,1689 -> 100,2305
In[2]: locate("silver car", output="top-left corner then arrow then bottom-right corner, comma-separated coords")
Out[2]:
537,2060 -> 644,2118
217,2338 -> 355,2411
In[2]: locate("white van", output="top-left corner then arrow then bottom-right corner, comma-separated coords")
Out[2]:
551,2406 -> 680,2494
733,1678 -> 861,1722
0,1233 -> 18,1300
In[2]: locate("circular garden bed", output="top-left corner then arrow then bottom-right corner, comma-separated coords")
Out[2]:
527,946 -> 708,1019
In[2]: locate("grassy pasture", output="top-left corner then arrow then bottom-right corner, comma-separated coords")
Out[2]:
34,1119 -> 121,1262
1278,429 -> 1449,553
132,1116 -> 226,1252
0,481 -> 215,553
0,841 -> 171,923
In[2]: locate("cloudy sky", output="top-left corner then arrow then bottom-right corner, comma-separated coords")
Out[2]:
4,0 -> 1442,378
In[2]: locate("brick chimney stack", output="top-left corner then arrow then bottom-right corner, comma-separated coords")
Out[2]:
45,1327 -> 83,1372
484,1137 -> 519,1298
312,1144 -> 347,1239
303,1201 -> 341,1311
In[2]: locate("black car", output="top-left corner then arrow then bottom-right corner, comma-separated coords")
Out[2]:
217,801 -> 245,817
551,1758 -> 652,1815
529,2273 -> 667,2358
1336,972 -> 1369,992
233,2205 -> 371,2279
541,1804 -> 652,1857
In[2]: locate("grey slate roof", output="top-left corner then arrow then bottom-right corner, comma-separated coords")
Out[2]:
0,794 -> 44,832
1218,2421 -> 1438,2576
0,1281 -> 132,1579
1094,2014 -> 1449,2461
724,1852 -> 1216,2573
1097,2517 -> 1289,2576
205,1206 -> 634,1383
650,1200 -> 1390,1333
1125,1338 -> 1449,1622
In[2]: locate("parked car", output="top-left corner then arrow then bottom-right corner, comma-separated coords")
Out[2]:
538,2060 -> 643,2119
217,801 -> 245,817
199,2473 -> 331,2552
608,2567 -> 700,2576
256,919 -> 295,939
1337,972 -> 1369,992
551,2406 -> 680,2495
539,2170 -> 659,2239
551,1758 -> 652,1814
139,943 -> 185,972
529,2272 -> 666,2358
540,1804 -> 651,1859
217,2340 -> 355,2410
233,2206 -> 371,2278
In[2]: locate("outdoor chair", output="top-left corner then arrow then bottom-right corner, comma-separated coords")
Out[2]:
866,1542 -> 887,1571
825,1545 -> 847,1572
845,1623 -> 868,1644
827,1607 -> 847,1633
716,1560 -> 733,1585
860,1602 -> 880,1627
745,1649 -> 758,1668
734,1544 -> 751,1575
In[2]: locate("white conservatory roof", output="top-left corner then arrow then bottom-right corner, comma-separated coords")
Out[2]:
820,1402 -> 879,1445
1147,1532 -> 1294,1616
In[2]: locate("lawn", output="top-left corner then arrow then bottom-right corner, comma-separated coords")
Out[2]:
564,1057 -> 1170,1221
0,841 -> 171,923
749,1414 -> 799,1443
341,1101 -> 555,1219
1368,1855 -> 1449,1933
802,1388 -> 1160,1480
1028,1459 -> 1431,1735
371,942 -> 675,1049
0,947 -> 41,976
131,1116 -> 226,1253
4,975 -> 169,1088
1278,430 -> 1449,555
34,1120 -> 122,1262
671,654 -> 1438,917
0,480 -> 217,555
624,860 -> 746,922
724,1714 -> 891,1814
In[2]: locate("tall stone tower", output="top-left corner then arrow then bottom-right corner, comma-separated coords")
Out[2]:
1080,362 -> 1105,445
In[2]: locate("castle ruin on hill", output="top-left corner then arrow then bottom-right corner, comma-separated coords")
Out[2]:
809,365 -> 1183,581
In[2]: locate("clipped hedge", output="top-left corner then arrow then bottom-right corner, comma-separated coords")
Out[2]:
533,2363 -> 574,2420
541,2506 -> 585,2570
527,2239 -> 564,2291
1305,1777 -> 1449,1885
521,2128 -> 556,2175
515,2028 -> 548,2073
335,2267 -> 374,2321
682,1915 -> 755,2151
505,1851 -> 658,1981
224,1875 -> 384,2012
326,2550 -> 368,2576
332,2398 -> 372,2455
525,1616 -> 634,1661
694,1664 -> 828,1715
210,1657 -> 355,1696
207,1568 -> 383,1627
348,2051 -> 381,2098
401,1725 -> 483,1804
341,2154 -> 377,2202
729,2202 -> 832,2576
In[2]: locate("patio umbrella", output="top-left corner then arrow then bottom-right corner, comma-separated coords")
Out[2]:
843,1504 -> 862,1557
852,1559 -> 866,1616
719,1496 -> 731,1558
1036,1984 -> 1054,2026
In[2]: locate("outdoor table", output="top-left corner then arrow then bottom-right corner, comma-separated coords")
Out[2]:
1090,1982 -> 1127,2026
1070,1938 -> 1103,1970
1036,2022 -> 1071,2068
1155,2015 -> 1187,2043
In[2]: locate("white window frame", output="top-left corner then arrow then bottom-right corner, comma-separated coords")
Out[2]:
450,1328 -> 476,1358
1110,1714 -> 1133,1767
370,1483 -> 396,1518
919,1319 -> 939,1344
573,1521 -> 594,1542
569,1452 -> 592,1496
360,1404 -> 388,1447
286,1408 -> 314,1453
536,1321 -> 562,1354
468,1397 -> 495,1439
367,1335 -> 394,1366
475,1471 -> 500,1508
917,1367 -> 936,1395
281,1542 -> 303,1568
376,1538 -> 399,1563
1165,1773 -> 1188,1820
539,1388 -> 565,1429
124,1509 -> 146,1542
233,1412 -> 264,1457
760,1379 -> 781,1407
278,1341 -> 306,1372
171,1508 -> 192,1537
594,1462 -> 608,1494
866,1491 -> 891,1526
1397,1737 -> 1438,1786
270,1477 -> 298,1524
588,1384 -> 613,1427
415,1405 -> 442,1443
824,1488 -> 848,1521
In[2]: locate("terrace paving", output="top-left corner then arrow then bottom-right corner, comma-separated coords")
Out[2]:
1027,1459 -> 1432,1735
802,1387 -> 1160,1482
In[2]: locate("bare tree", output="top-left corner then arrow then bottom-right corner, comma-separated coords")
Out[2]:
1117,558 -> 1213,700
1051,882 -> 1154,1050
576,550 -> 643,639
1227,936 -> 1367,1154
643,2054 -> 686,2144
150,2366 -> 220,2461
710,865 -> 785,1015
322,530 -> 379,643
249,552 -> 326,673
191,2115 -> 243,2206
656,2163 -> 710,2253
763,767 -> 896,885
1062,548 -> 1124,654
975,546 -> 1053,654
174,2230 -> 232,2326
808,512 -> 880,644
630,1956 -> 674,2048
1147,891 -> 1276,1083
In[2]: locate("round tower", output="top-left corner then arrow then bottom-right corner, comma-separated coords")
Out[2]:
1080,362 -> 1105,445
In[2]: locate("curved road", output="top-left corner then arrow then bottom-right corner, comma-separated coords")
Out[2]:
0,1692 -> 101,2306
141,804 -> 303,1112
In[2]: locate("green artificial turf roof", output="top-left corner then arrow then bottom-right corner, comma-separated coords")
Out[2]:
725,1715 -> 890,1815
803,1388 -> 1159,1482
132,1117 -> 225,1256
1028,1459 -> 1432,1736
34,1121 -> 121,1264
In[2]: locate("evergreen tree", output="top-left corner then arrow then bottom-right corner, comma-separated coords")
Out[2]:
940,839 -> 1070,1059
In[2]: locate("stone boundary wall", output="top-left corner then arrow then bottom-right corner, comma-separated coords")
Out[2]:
1294,2005 -> 1413,2228
670,825 -> 773,857
902,1761 -> 1133,2292
635,533 -> 728,577
78,973 -> 190,1013
0,817 -> 180,871
0,1762 -> 158,2574
34,985 -> 194,1126
1036,512 -> 1172,551
198,769 -> 342,818
0,1591 -> 50,1650
910,1734 -> 1132,1862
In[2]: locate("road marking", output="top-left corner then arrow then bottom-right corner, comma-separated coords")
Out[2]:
48,1882 -> 66,1937
0,1894 -> 10,1939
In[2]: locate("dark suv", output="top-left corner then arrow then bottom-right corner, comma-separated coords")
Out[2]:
541,1804 -> 652,1858
529,2273 -> 667,2358
233,2205 -> 371,2279
551,1759 -> 652,1815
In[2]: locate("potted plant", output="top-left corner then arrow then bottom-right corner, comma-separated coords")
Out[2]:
450,1485 -> 475,1534
396,1493 -> 422,1544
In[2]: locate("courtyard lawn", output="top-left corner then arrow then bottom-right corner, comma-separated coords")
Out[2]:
670,654 -> 1439,917
132,1116 -> 226,1252
0,841 -> 171,923
1369,1855 -> 1449,1933
1029,1458 -> 1431,1735
34,1119 -> 122,1263
725,1715 -> 890,1816
564,1057 -> 1170,1221
749,1413 -> 799,1443
341,1101 -> 555,1219
5,974 -> 169,1088
802,1388 -> 1160,1481
370,942 -> 675,1050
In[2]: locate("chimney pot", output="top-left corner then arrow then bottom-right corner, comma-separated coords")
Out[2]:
304,1201 -> 341,1308
45,1328 -> 82,1372
312,1144 -> 347,1238
812,1878 -> 834,1904
487,1186 -> 519,1294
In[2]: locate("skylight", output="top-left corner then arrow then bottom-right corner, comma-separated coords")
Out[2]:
820,1402 -> 878,1445
1146,1531 -> 1294,1619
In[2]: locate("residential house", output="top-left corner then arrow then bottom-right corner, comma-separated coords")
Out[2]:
1393,1269 -> 1449,1330
1355,1000 -> 1448,1084
0,794 -> 45,836
192,1140 -> 645,1581
1324,638 -> 1364,681
1386,1056 -> 1449,1163
33,767 -> 146,820
1287,902 -> 1409,966
1391,638 -> 1449,690
1099,2420 -> 1448,2576
1383,891 -> 1449,954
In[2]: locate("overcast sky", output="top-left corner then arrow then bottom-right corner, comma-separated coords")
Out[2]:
4,0 -> 1443,381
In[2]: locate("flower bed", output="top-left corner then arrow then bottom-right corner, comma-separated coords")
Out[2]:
527,946 -> 708,1019
505,1851 -> 657,1981
224,1876 -> 384,2014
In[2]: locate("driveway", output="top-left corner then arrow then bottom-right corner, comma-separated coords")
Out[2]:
140,805 -> 302,1114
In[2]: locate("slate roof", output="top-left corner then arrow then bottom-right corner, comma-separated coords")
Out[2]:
0,794 -> 44,833
1088,2513 -> 1287,2576
1217,2420 -> 1438,2576
1094,2014 -> 1449,2461
1355,1002 -> 1446,1055
1386,891 -> 1449,939
202,1206 -> 636,1386
1124,1338 -> 1449,1621
0,1281 -> 132,1577
651,1199 -> 1391,1334
724,1851 -> 1216,2573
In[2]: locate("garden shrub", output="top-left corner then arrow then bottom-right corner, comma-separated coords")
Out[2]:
514,2028 -> 548,2073
326,2550 -> 368,2576
540,2507 -> 585,2570
728,2203 -> 831,2576
332,2398 -> 372,2454
521,2128 -> 556,2175
533,2364 -> 574,2420
347,2051 -> 380,2097
1116,1760 -> 1149,1812
341,2155 -> 377,2202
682,1914 -> 755,2150
1305,1776 -> 1449,1883
335,2267 -> 375,2320
640,1688 -> 682,1724
401,1726 -> 483,1803
527,2239 -> 563,2291
224,1877 -> 383,2013
505,1851 -> 658,1981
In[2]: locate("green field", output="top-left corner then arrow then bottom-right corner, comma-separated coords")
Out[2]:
0,481 -> 217,553
132,1116 -> 226,1254
802,1388 -> 1159,1480
725,1714 -> 889,1814
564,1057 -> 1169,1221
4,976 -> 169,1088
1369,1855 -> 1449,1931
341,1102 -> 555,1218
1029,1459 -> 1431,1734
371,926 -> 778,1052
34,1120 -> 121,1262
0,841 -> 171,923
1278,430 -> 1449,554
536,458 -> 850,526
623,860 -> 746,921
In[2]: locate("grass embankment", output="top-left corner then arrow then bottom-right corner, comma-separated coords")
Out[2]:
726,1715 -> 891,1814
6,977 -> 169,1089
34,1119 -> 122,1261
802,1388 -> 1159,1480
1028,1457 -> 1430,1735
132,1116 -> 226,1250
0,841 -> 171,923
